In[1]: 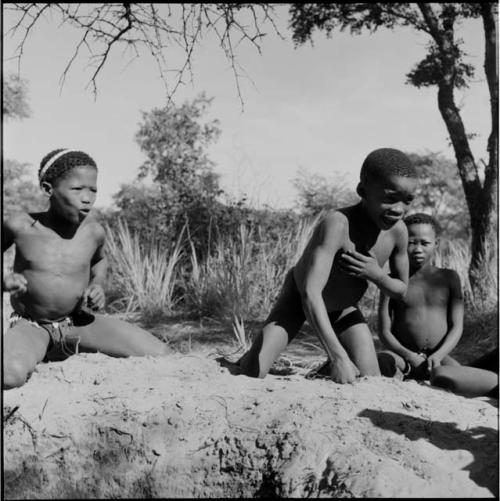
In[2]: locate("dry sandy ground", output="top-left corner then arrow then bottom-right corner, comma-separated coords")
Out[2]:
3,350 -> 498,499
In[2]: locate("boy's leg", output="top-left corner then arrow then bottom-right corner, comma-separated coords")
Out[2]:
239,270 -> 305,378
431,365 -> 499,398
377,350 -> 406,378
440,355 -> 461,367
70,312 -> 168,357
3,320 -> 50,389
333,308 -> 380,376
314,307 -> 381,378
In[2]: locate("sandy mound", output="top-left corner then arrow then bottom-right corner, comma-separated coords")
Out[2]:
3,353 -> 498,498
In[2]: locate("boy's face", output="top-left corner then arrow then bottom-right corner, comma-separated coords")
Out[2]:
361,174 -> 417,230
46,165 -> 98,224
407,223 -> 437,269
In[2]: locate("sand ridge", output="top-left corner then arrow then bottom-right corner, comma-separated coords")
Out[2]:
3,352 -> 498,498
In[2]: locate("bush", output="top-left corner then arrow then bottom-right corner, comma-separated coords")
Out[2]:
104,219 -> 184,320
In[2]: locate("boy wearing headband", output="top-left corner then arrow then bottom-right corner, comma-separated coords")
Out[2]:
3,149 -> 168,389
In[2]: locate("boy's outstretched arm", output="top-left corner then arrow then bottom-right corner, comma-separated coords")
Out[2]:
301,215 -> 360,384
427,271 -> 464,370
2,218 -> 15,253
339,222 -> 408,300
2,217 -> 28,295
83,226 -> 107,311
378,293 -> 425,367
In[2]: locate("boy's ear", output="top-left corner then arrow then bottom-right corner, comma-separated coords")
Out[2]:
356,182 -> 365,198
40,181 -> 53,197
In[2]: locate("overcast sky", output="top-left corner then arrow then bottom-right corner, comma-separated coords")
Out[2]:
3,4 -> 489,210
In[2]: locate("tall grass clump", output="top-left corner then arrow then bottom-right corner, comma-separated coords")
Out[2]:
183,217 -> 318,331
434,238 -> 473,301
105,219 -> 184,320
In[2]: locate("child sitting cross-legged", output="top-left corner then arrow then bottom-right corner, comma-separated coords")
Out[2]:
377,213 -> 463,382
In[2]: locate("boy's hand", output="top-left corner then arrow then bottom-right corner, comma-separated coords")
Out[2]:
406,352 -> 427,368
3,273 -> 28,296
83,284 -> 105,311
340,250 -> 384,282
426,353 -> 442,371
329,356 -> 360,384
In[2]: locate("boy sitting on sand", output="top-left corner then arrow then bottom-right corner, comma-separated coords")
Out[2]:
377,213 -> 463,382
238,148 -> 419,383
3,149 -> 168,389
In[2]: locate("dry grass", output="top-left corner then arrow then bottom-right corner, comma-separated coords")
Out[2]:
104,219 -> 184,320
181,218 -> 317,338
102,217 -> 496,362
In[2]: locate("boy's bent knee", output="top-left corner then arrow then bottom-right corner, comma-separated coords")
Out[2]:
430,367 -> 455,390
3,359 -> 31,389
377,352 -> 398,377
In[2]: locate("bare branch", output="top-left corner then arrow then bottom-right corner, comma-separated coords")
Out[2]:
4,3 -> 281,104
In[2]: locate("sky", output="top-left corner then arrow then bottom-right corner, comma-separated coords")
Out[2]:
3,4 -> 490,210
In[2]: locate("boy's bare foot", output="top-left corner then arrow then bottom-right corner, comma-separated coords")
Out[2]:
216,356 -> 242,376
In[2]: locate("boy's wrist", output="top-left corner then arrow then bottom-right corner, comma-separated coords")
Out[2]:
370,269 -> 388,287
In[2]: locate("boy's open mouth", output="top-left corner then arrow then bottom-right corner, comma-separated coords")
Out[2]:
411,255 -> 425,262
381,215 -> 400,225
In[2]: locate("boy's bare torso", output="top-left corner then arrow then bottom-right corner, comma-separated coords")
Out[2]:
293,206 -> 401,311
390,267 -> 452,352
8,212 -> 103,321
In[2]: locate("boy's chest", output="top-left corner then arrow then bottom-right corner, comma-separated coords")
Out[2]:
341,231 -> 393,265
403,278 -> 449,307
16,228 -> 98,272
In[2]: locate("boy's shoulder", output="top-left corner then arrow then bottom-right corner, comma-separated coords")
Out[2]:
322,209 -> 349,226
420,266 -> 461,291
82,215 -> 106,242
389,219 -> 408,237
433,266 -> 461,284
4,211 -> 38,233
318,209 -> 350,236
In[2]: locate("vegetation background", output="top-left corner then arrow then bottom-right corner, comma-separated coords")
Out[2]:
3,3 -> 497,370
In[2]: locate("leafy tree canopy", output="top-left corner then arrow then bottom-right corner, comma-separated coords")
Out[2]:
3,73 -> 31,120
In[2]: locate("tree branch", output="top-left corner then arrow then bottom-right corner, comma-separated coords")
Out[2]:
5,3 -> 281,106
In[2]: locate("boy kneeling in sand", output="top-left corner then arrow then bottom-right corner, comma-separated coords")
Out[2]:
3,149 -> 168,389
238,148 -> 419,383
377,213 -> 463,382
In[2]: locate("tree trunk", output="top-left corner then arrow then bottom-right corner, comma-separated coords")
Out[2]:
427,3 -> 497,303
468,3 -> 499,302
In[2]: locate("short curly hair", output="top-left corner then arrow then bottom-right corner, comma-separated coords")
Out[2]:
39,149 -> 97,185
360,148 -> 417,184
404,212 -> 440,236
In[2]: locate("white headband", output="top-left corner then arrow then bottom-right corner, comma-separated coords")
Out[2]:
39,149 -> 80,181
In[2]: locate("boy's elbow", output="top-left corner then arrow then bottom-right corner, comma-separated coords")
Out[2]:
393,283 -> 407,301
302,288 -> 321,308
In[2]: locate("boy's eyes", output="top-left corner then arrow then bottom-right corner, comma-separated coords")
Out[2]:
71,187 -> 97,192
383,194 -> 414,204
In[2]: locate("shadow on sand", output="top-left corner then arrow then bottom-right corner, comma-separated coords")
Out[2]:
358,407 -> 499,496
